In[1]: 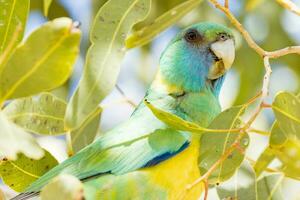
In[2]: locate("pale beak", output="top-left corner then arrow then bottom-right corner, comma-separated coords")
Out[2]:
208,39 -> 235,79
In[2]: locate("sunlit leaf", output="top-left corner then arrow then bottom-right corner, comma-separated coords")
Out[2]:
0,17 -> 81,104
0,112 -> 43,160
272,139 -> 300,177
71,107 -> 102,153
143,99 -> 210,133
255,118 -> 300,179
3,93 -> 66,135
65,0 -> 151,130
254,147 -> 275,177
0,0 -> 29,56
272,92 -> 300,140
0,150 -> 57,192
269,122 -> 287,147
217,162 -> 284,200
199,106 -> 249,183
246,0 -> 266,11
125,0 -> 202,48
30,0 -> 70,20
43,0 -> 53,16
40,174 -> 83,200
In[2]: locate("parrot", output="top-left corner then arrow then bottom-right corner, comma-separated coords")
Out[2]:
12,22 -> 235,200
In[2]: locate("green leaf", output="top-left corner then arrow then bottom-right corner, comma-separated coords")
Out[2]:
0,112 -> 43,160
3,93 -> 66,135
272,139 -> 300,177
0,17 -> 81,103
70,107 -> 102,153
40,174 -> 83,200
245,0 -> 266,11
254,147 -> 275,177
255,120 -> 300,179
0,150 -> 57,192
0,0 -> 29,56
143,99 -> 211,133
125,0 -> 202,48
269,122 -> 287,147
199,106 -> 249,183
43,0 -> 53,16
272,92 -> 300,140
217,162 -> 284,200
65,0 -> 151,130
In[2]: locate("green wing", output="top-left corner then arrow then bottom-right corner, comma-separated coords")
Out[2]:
25,97 -> 190,193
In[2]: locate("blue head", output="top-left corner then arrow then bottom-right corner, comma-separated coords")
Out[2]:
159,22 -> 235,96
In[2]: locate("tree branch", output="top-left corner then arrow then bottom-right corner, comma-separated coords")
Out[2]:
276,0 -> 300,16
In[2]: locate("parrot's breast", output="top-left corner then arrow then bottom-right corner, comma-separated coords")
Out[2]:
141,136 -> 202,200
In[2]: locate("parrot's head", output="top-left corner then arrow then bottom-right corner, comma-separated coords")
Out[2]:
159,22 -> 235,95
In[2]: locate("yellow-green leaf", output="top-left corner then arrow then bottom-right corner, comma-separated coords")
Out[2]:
272,139 -> 300,176
255,121 -> 300,179
65,0 -> 151,130
269,122 -> 287,147
0,0 -> 29,56
143,99 -> 210,133
43,0 -> 53,16
0,112 -> 43,160
272,92 -> 300,140
217,161 -> 284,200
71,107 -> 102,153
126,0 -> 202,48
41,175 -> 83,200
3,93 -> 66,135
245,0 -> 266,11
0,17 -> 81,103
0,150 -> 57,192
199,106 -> 249,183
254,147 -> 275,177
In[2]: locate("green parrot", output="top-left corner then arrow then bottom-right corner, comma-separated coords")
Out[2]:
12,22 -> 235,200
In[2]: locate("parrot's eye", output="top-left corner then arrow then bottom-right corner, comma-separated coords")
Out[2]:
218,33 -> 229,41
184,29 -> 201,43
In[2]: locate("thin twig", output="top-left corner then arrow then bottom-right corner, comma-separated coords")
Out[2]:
115,84 -> 137,108
224,0 -> 229,9
203,180 -> 209,200
276,0 -> 300,16
248,128 -> 270,136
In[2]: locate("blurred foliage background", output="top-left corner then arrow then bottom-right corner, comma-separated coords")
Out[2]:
1,0 -> 300,199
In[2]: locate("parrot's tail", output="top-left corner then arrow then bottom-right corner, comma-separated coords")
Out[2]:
10,192 -> 40,200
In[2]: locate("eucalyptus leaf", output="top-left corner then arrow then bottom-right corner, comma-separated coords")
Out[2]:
40,174 -> 83,200
269,122 -> 287,147
65,0 -> 151,130
125,0 -> 202,48
71,107 -> 102,153
143,99 -> 210,133
0,150 -> 57,192
0,17 -> 81,103
217,162 -> 284,200
0,0 -> 29,56
254,147 -> 275,177
199,106 -> 249,184
0,112 -> 43,160
271,139 -> 300,177
272,92 -> 300,139
4,93 -> 66,135
43,0 -> 53,16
